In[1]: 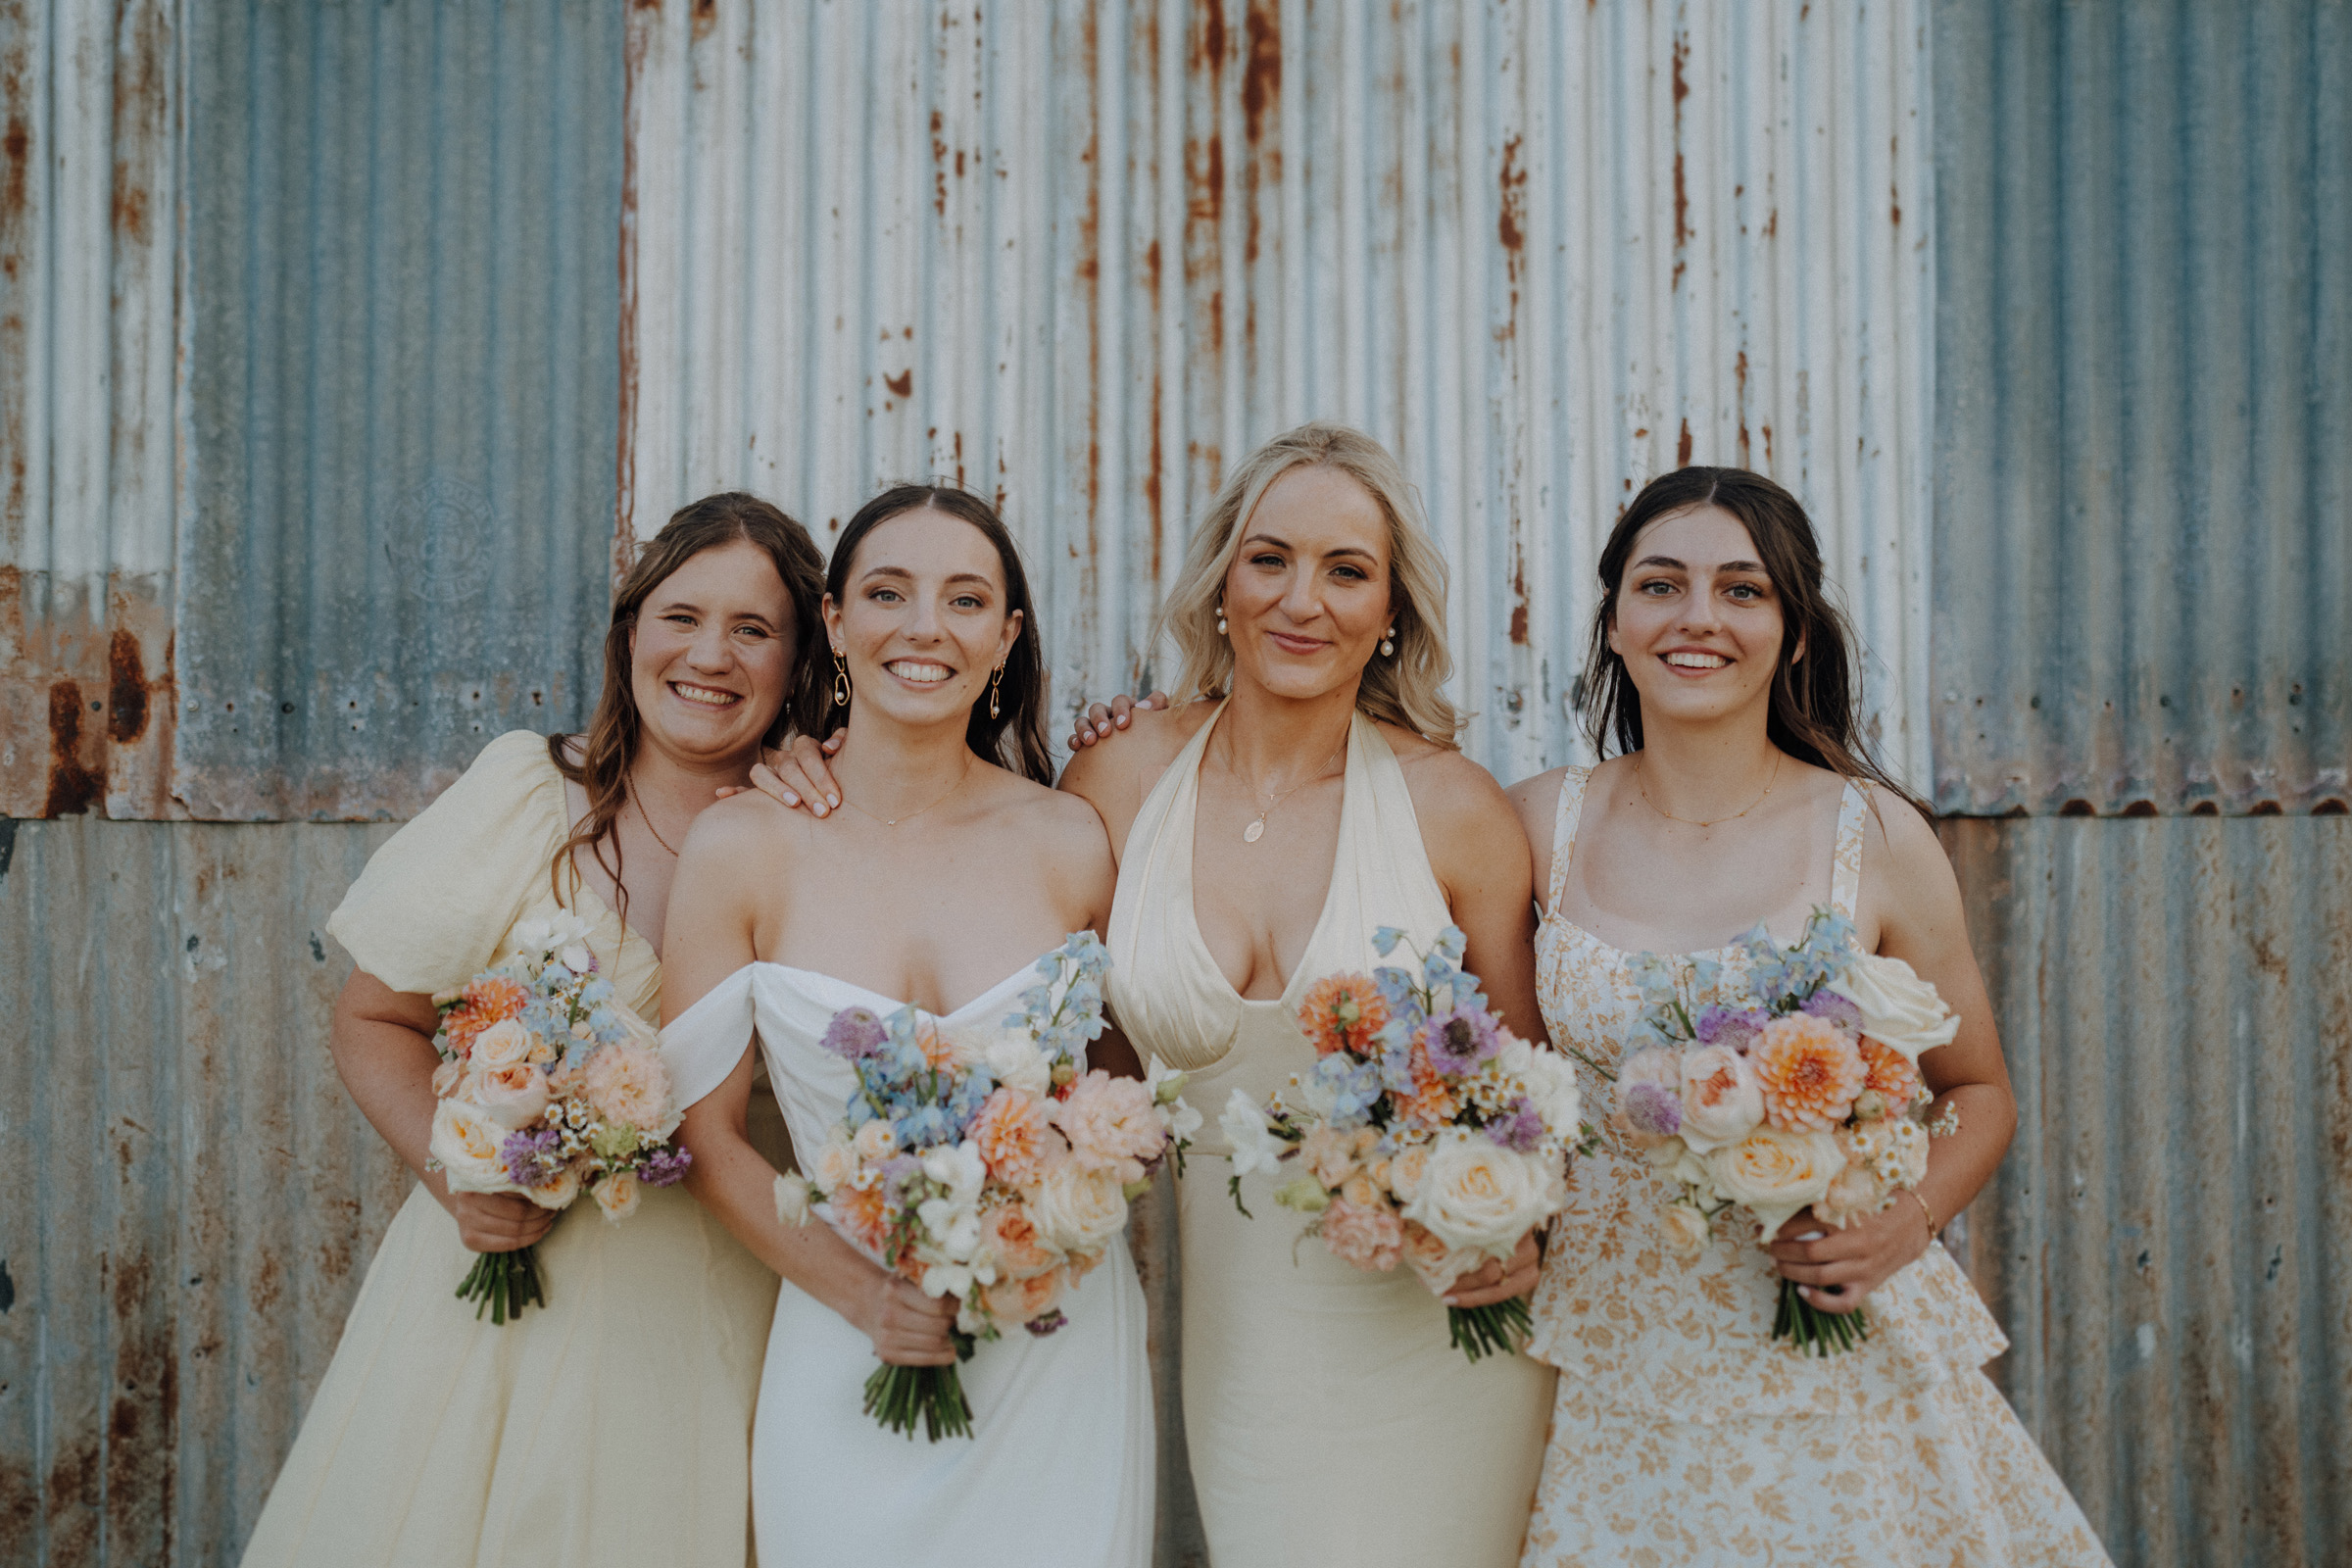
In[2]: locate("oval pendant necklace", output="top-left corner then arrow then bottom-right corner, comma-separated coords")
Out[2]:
1239,733 -> 1348,843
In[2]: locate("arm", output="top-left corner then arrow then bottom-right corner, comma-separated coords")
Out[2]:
1768,798 -> 2019,1310
662,808 -> 957,1364
329,970 -> 554,1251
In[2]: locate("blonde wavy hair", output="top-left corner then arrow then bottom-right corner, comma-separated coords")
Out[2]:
1158,421 -> 1460,744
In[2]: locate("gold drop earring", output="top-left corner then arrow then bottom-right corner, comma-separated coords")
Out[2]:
988,663 -> 1005,719
832,648 -> 852,708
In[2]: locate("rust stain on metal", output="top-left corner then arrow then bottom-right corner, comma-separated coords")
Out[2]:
1496,132 -> 1526,256
883,367 -> 913,399
1677,417 -> 1693,467
1242,0 -> 1281,147
1670,29 -> 1690,289
932,108 -> 949,218
106,628 -> 152,744
614,2 -> 651,578
1735,352 -> 1750,466
46,681 -> 104,816
690,0 -> 717,40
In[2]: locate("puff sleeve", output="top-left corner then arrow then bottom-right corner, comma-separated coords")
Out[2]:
325,730 -> 570,996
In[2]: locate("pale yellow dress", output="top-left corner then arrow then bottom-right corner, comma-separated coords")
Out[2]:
240,730 -> 779,1568
1106,706 -> 1555,1568
1520,765 -> 2111,1567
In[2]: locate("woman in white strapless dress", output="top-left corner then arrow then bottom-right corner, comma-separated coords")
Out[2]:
1061,424 -> 1556,1568
658,485 -> 1152,1568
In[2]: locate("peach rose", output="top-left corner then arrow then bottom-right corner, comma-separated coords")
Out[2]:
1705,1124 -> 1841,1240
1750,1013 -> 1866,1132
591,1170 -> 642,1222
581,1044 -> 677,1136
977,1200 -> 1064,1280
1339,1172 -> 1386,1209
1814,1142 -> 1891,1230
1398,1219 -> 1478,1298
474,1062 -> 552,1130
1320,1198 -> 1404,1271
430,1058 -> 466,1098
829,1179 -> 894,1256
1299,1125 -> 1361,1190
523,1158 -> 582,1210
1049,1071 -> 1165,1184
1387,1141 -> 1433,1203
428,1099 -> 514,1194
980,1266 -> 1066,1328
969,1088 -> 1057,1187
1677,1044 -> 1766,1153
468,1017 -> 536,1072
852,1119 -> 898,1164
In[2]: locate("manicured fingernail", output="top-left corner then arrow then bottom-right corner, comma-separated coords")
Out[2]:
782,792 -> 799,807
1115,714 -> 1128,727
812,805 -> 828,817
1098,722 -> 1110,736
827,794 -> 840,808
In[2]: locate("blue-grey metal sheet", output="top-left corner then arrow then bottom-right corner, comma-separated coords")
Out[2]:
173,0 -> 627,819
1945,815 -> 2352,1566
0,817 -> 411,1565
1932,0 -> 2352,816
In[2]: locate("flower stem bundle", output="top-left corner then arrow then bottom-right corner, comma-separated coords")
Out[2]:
456,1246 -> 546,1325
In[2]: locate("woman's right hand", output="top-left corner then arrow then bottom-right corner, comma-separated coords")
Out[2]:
723,729 -> 847,816
858,1270 -> 962,1366
1064,690 -> 1168,751
440,1188 -> 558,1252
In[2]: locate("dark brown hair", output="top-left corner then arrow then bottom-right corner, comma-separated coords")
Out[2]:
1580,466 -> 1926,813
549,491 -> 827,917
802,483 -> 1054,786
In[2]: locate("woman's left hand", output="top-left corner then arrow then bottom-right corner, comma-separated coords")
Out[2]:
1764,1193 -> 1935,1315
1443,1230 -> 1543,1307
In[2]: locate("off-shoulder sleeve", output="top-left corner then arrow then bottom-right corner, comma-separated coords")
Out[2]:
661,967 -> 760,1111
325,730 -> 569,996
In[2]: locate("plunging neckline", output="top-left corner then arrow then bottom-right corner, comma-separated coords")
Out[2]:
749,956 -> 1045,1024
1179,703 -> 1359,1010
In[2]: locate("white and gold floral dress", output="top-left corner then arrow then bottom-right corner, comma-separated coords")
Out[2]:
1520,765 -> 2111,1568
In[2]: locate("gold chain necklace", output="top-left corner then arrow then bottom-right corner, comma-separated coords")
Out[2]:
1634,750 -> 1781,828
1233,732 -> 1348,844
839,758 -> 972,829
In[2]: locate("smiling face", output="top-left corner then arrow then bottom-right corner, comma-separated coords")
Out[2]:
1220,465 -> 1395,703
826,506 -> 1022,729
1607,503 -> 1789,729
627,537 -> 798,766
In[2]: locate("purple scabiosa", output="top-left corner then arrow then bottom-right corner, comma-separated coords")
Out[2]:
1022,1308 -> 1069,1338
1485,1097 -> 1547,1152
1621,1082 -> 1683,1140
1799,989 -> 1864,1032
821,1005 -> 889,1060
1693,1004 -> 1770,1054
637,1147 -> 694,1187
500,1125 -> 564,1185
1421,1004 -> 1502,1076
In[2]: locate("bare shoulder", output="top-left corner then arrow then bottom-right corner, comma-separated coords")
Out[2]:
1858,783 -> 1954,890
675,787 -> 806,872
1384,726 -> 1512,823
1058,700 -> 1210,787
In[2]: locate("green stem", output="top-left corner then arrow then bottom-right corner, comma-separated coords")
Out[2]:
455,1244 -> 546,1325
1773,1278 -> 1868,1356
1446,1295 -> 1534,1363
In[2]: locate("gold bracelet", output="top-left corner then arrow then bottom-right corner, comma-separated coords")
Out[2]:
1908,1187 -> 1939,1243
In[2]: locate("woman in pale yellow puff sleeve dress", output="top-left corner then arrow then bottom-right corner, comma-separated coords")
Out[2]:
240,494 -> 827,1568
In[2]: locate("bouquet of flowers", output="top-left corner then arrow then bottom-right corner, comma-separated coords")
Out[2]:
1219,925 -> 1587,1361
425,911 -> 693,1323
1613,909 -> 1962,1355
772,932 -> 1198,1441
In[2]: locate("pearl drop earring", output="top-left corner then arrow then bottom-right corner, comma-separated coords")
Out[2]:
1379,625 -> 1396,658
1216,605 -> 1229,636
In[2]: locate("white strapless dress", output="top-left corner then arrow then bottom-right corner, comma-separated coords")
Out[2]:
662,960 -> 1155,1568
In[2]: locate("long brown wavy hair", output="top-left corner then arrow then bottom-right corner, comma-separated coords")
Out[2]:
1580,466 -> 1927,814
798,483 -> 1054,785
549,492 -> 827,918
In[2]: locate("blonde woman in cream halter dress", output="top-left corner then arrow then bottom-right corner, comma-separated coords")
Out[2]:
1060,423 -> 1556,1568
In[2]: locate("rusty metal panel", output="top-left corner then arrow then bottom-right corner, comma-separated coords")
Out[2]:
1944,815 -> 2352,1566
622,0 -> 1936,789
167,0 -> 626,820
0,816 -> 409,1565
0,0 -> 181,821
1931,0 -> 2352,816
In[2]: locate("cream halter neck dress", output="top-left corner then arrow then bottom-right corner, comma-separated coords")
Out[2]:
1106,705 -> 1555,1568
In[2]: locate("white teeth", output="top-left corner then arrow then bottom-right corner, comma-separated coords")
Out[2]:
887,661 -> 954,683
672,682 -> 741,707
1665,652 -> 1729,669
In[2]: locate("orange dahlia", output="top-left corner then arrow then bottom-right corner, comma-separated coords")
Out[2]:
1859,1036 -> 1924,1107
1751,1011 -> 1867,1131
1394,1041 -> 1459,1127
1298,971 -> 1390,1057
443,974 -> 531,1054
831,1180 -> 894,1256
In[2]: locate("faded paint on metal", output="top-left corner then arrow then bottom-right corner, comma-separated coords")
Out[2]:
166,0 -> 627,820
1944,814 -> 2352,1565
1931,0 -> 2352,816
622,0 -> 1936,789
0,0 -> 181,821
0,817 -> 410,1564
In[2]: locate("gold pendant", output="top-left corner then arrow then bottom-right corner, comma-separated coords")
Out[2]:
1243,817 -> 1266,843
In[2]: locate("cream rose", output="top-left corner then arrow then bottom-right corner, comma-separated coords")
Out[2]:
1618,1047 -> 1682,1097
1400,1129 -> 1565,1258
429,1099 -> 516,1193
1677,1044 -> 1766,1153
468,1017 -> 535,1072
1027,1161 -> 1129,1255
852,1119 -> 899,1164
774,1172 -> 815,1227
592,1170 -> 642,1222
1827,954 -> 1960,1064
474,1063 -> 552,1130
1705,1125 -> 1842,1240
811,1130 -> 860,1192
523,1160 -> 581,1210
979,1030 -> 1054,1095
1660,1200 -> 1713,1258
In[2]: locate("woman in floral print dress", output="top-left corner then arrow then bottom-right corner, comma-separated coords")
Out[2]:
1505,466 -> 2112,1567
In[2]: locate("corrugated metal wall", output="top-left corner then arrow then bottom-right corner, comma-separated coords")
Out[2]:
623,0 -> 1936,790
1945,817 -> 2352,1567
1932,0 -> 2351,817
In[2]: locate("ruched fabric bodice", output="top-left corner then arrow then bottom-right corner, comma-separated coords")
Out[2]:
1106,706 -> 1553,1568
662,958 -> 1153,1568
1518,765 -> 2112,1568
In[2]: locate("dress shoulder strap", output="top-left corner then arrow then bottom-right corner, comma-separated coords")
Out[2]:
1829,780 -> 1869,918
1545,765 -> 1595,914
